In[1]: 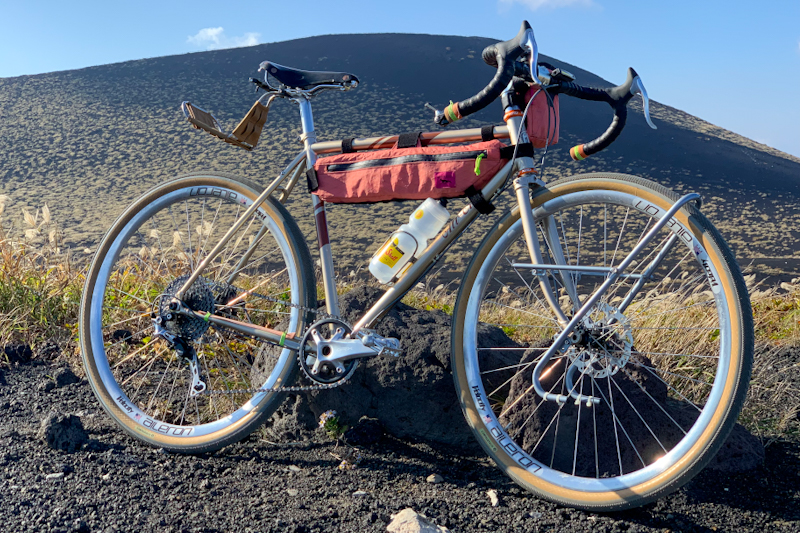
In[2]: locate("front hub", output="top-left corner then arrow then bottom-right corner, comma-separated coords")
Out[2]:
567,303 -> 633,379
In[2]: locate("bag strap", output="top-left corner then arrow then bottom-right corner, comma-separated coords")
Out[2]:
396,131 -> 422,149
341,137 -> 356,153
481,125 -> 496,141
465,185 -> 495,215
306,167 -> 319,193
499,143 -> 534,160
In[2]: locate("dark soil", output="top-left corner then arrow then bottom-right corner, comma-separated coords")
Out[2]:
1,360 -> 799,533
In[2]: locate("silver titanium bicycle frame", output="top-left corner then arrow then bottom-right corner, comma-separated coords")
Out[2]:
172,92 -> 699,405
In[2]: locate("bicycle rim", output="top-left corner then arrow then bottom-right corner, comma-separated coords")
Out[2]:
453,174 -> 752,510
80,173 -> 314,451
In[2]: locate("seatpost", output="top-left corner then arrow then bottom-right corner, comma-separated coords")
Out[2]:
297,96 -> 340,316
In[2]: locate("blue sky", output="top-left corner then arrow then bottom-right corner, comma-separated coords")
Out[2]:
1,0 -> 798,158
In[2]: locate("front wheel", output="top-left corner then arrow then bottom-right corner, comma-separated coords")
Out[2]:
452,173 -> 753,511
80,172 -> 316,453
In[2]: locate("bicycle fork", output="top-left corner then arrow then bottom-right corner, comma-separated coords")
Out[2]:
513,175 -> 700,405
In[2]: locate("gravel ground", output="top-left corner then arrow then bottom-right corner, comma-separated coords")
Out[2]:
1,361 -> 799,533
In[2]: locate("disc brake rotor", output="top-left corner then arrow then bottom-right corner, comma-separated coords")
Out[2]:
567,302 -> 633,379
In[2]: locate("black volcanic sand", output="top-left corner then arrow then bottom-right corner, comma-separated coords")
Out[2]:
1,361 -> 799,532
2,33 -> 800,285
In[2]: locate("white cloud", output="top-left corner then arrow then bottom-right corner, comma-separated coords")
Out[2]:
187,27 -> 261,51
499,0 -> 595,10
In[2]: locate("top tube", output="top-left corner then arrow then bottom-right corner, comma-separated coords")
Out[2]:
310,125 -> 511,155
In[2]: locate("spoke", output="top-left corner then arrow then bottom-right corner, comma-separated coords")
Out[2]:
593,375 -> 647,473
494,270 -> 560,325
637,363 -> 704,413
636,350 -> 718,359
106,285 -> 152,308
128,347 -> 168,403
222,342 -> 252,391
103,325 -> 154,352
199,198 -> 224,256
608,373 -> 668,453
497,355 -> 567,418
628,298 -> 717,322
199,348 -> 221,421
168,205 -> 194,271
163,368 -> 182,423
478,347 -> 549,352
184,200 -> 196,266
632,361 -> 715,388
110,337 -> 160,370
572,376 -> 583,476
506,371 -> 565,440
479,353 -> 549,375
481,323 -> 555,330
147,354 -> 176,412
218,214 -> 259,282
223,231 -> 283,284
485,299 -> 560,325
106,312 -> 152,330
529,369 -> 588,456
120,345 -> 168,387
609,207 -> 630,269
621,368 -> 688,436
592,377 -> 599,478
630,326 -> 717,331
226,268 -> 289,307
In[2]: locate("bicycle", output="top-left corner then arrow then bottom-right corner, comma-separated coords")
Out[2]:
79,21 -> 754,511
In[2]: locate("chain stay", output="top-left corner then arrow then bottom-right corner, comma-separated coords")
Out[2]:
197,280 -> 354,396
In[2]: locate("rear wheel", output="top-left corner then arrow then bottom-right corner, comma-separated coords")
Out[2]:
80,172 -> 316,453
452,173 -> 753,511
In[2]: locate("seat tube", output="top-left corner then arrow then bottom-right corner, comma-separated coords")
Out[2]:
298,96 -> 339,316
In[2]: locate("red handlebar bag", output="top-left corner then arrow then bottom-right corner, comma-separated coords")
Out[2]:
313,139 -> 509,203
526,87 -> 559,148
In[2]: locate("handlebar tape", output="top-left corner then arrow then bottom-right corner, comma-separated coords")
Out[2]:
559,68 -> 639,160
452,21 -> 532,121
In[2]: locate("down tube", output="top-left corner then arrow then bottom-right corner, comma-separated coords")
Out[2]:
351,160 -> 516,333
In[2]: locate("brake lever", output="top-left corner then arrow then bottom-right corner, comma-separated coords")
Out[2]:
425,103 -> 449,127
631,76 -> 657,130
521,28 -> 539,83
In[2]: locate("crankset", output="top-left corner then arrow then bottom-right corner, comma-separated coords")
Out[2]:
299,318 -> 358,384
298,318 -> 402,385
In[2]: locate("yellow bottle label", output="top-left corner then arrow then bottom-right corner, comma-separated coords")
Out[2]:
414,209 -> 424,220
378,237 -> 405,268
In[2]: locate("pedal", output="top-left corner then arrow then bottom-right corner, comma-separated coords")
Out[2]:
358,330 -> 402,358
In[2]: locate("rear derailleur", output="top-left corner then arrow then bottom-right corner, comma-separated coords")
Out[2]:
152,320 -> 207,398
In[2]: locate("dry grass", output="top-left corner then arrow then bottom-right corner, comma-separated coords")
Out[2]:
0,198 -> 83,361
0,205 -> 798,441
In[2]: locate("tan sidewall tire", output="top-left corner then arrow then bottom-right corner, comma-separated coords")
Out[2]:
451,173 -> 753,511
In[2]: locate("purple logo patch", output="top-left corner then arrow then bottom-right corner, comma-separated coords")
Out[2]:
435,171 -> 456,189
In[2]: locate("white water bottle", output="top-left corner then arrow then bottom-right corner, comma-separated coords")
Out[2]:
369,198 -> 450,284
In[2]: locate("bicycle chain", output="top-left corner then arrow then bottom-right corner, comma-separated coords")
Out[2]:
196,281 -> 356,396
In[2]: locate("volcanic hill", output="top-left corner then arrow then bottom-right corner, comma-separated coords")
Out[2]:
1,33 -> 799,281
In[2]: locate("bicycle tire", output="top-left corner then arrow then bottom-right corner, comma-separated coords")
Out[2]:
451,173 -> 753,511
80,172 -> 316,453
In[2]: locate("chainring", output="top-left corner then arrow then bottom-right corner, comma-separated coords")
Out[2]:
298,318 -> 358,385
